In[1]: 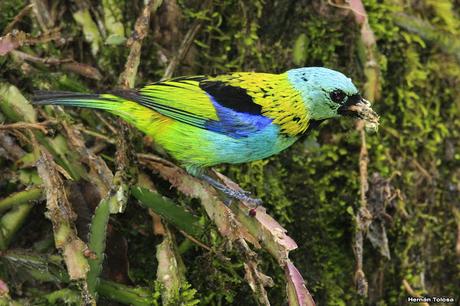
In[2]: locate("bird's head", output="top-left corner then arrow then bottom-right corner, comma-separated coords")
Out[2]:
287,67 -> 379,127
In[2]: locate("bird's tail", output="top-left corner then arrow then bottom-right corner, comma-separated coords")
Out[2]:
32,90 -> 163,131
32,91 -> 123,112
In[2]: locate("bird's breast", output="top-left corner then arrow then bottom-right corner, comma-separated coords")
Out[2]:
203,123 -> 298,165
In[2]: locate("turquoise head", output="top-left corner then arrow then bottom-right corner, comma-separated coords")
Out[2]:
287,67 -> 378,123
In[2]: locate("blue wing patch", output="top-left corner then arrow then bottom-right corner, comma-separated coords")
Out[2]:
204,94 -> 272,138
111,85 -> 272,139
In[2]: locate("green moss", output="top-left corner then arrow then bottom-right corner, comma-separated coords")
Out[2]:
198,0 -> 460,304
1,0 -> 459,304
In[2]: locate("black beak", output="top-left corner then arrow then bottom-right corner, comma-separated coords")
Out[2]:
338,94 -> 363,117
338,94 -> 379,125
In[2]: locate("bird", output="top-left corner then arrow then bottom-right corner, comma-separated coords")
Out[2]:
33,67 -> 379,205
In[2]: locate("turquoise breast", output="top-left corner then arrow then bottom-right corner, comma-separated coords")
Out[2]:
204,123 -> 298,166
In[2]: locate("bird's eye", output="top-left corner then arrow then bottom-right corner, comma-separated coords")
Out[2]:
330,90 -> 346,103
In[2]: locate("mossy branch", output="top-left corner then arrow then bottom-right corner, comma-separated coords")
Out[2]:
215,172 -> 315,306
35,148 -> 92,302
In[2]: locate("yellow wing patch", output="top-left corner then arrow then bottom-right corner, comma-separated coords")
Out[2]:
140,79 -> 219,121
210,73 -> 311,136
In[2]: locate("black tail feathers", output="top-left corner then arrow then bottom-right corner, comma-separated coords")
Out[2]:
32,91 -> 101,105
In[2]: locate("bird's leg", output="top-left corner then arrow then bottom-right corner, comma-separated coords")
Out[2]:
199,174 -> 263,207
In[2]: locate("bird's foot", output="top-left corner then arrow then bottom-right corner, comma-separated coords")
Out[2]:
223,188 -> 262,207
200,174 -> 263,210
240,189 -> 252,196
224,191 -> 262,217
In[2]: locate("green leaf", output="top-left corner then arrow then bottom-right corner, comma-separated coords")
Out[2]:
73,9 -> 102,56
102,0 -> 125,38
131,186 -> 203,238
0,83 -> 36,123
105,34 -> 126,45
87,198 -> 111,298
293,34 -> 308,66
98,280 -> 154,306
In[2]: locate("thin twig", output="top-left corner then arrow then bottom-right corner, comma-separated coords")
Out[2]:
355,125 -> 371,297
411,159 -> 432,182
118,0 -> 161,88
31,0 -> 54,30
74,126 -> 116,144
358,126 -> 369,208
94,112 -> 118,134
0,131 -> 27,160
0,29 -> 60,56
3,4 -> 34,34
0,121 -> 53,133
11,50 -> 71,64
179,230 -> 212,252
330,0 -> 381,298
11,50 -> 102,80
113,0 -> 160,189
162,0 -> 213,80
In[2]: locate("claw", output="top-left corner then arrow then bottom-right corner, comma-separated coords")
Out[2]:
244,196 -> 262,207
223,198 -> 233,206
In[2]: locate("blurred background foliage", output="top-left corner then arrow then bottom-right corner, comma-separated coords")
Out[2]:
0,0 -> 459,305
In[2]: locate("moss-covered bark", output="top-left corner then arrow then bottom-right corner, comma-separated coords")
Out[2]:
0,0 -> 459,305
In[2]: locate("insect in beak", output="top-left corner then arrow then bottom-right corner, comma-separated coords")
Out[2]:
338,95 -> 379,130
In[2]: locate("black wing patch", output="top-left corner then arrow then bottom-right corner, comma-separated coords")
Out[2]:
199,80 -> 262,115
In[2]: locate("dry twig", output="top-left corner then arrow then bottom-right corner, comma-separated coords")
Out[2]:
0,121 -> 53,133
0,131 -> 27,160
3,4 -> 34,35
31,0 -> 55,30
62,122 -> 113,194
11,50 -> 103,80
162,0 -> 213,79
118,0 -> 162,88
35,145 -> 93,304
329,0 -> 381,297
0,29 -> 60,56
